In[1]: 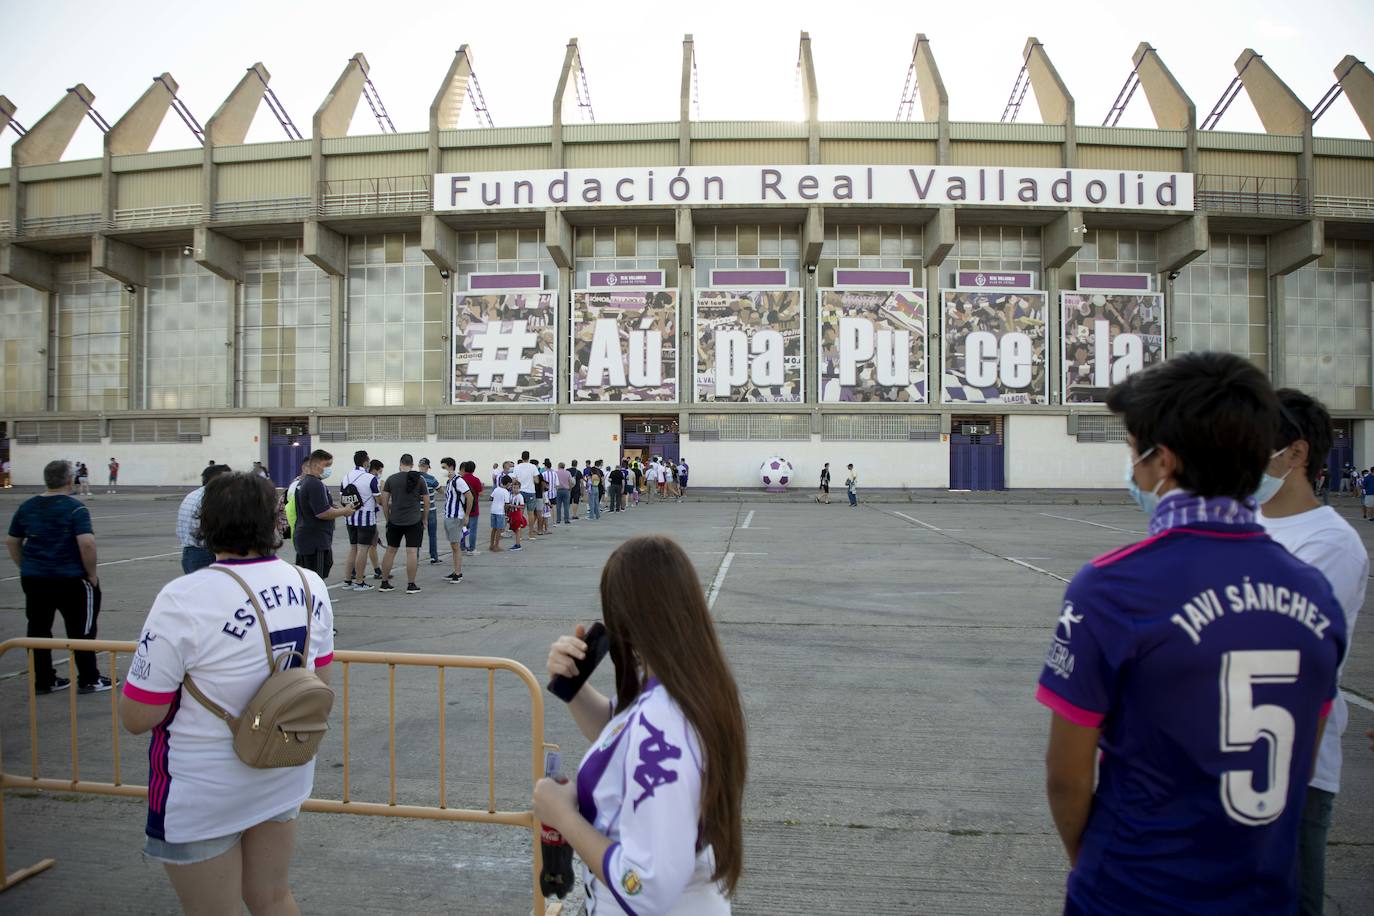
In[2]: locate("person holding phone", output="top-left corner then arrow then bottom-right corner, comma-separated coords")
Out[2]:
535,535 -> 747,914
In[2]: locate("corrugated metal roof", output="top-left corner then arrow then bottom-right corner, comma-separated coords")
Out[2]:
15,159 -> 103,181
563,122 -> 677,143
213,141 -> 310,164
321,131 -> 428,155
112,149 -> 203,172
1198,131 -> 1302,153
1313,137 -> 1374,158
1077,126 -> 1187,149
949,122 -> 1066,142
818,121 -> 939,140
691,121 -> 809,140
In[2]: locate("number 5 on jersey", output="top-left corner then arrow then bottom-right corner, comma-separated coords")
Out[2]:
1219,650 -> 1300,827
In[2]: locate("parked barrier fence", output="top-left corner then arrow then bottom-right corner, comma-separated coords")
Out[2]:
0,637 -> 561,915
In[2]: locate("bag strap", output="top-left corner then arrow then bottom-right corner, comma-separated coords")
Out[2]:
293,565 -> 313,662
209,565 -> 276,666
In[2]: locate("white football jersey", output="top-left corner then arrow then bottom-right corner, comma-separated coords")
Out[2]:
576,679 -> 729,915
123,557 -> 335,843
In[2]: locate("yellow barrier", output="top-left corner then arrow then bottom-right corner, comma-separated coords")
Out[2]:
0,638 -> 563,915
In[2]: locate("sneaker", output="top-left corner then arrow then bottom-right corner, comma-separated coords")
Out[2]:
406,583 -> 422,595
510,543 -> 523,551
342,579 -> 354,589
78,677 -> 113,695
35,677 -> 71,695
429,558 -> 442,565
378,581 -> 396,592
445,573 -> 464,583
351,581 -> 374,592
373,568 -> 384,579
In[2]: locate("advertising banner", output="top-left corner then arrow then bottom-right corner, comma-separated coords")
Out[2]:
1061,291 -> 1165,403
694,289 -> 803,403
818,289 -> 927,403
572,290 -> 678,402
452,292 -> 557,403
941,289 -> 1049,405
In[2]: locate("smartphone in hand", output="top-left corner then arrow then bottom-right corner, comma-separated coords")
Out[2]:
547,622 -> 610,702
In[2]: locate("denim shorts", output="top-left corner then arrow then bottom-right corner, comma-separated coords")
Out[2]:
490,514 -> 507,530
143,806 -> 300,865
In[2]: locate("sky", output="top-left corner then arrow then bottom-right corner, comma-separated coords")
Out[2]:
0,0 -> 1371,168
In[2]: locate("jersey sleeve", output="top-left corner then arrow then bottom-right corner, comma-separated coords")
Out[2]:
123,586 -> 196,705
304,478 -> 331,519
602,702 -> 703,913
71,503 -> 94,536
302,571 -> 335,668
1035,569 -> 1127,729
7,506 -> 26,539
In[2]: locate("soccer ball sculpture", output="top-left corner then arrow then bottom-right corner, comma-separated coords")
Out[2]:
759,456 -> 795,493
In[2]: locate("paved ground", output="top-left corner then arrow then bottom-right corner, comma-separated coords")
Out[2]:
0,487 -> 1370,915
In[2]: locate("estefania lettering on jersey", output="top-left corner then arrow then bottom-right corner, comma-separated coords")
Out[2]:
220,584 -> 325,640
1171,578 -> 1335,646
435,166 -> 1193,213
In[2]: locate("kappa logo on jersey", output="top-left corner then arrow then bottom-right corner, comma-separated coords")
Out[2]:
632,713 -> 681,810
1045,601 -> 1078,679
1054,601 -> 1082,645
621,868 -> 642,896
137,631 -> 158,655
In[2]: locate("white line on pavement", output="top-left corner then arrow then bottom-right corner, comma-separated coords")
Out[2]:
742,510 -> 755,529
892,511 -> 941,531
0,658 -> 69,682
1006,558 -> 1071,584
1039,513 -> 1144,535
706,552 -> 735,610
1,550 -> 183,583
1345,690 -> 1374,713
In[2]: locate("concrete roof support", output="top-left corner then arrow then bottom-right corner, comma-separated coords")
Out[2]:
206,63 -> 271,147
304,221 -> 346,277
1023,38 -> 1075,167
675,208 -> 694,267
420,214 -> 457,275
92,234 -> 146,288
1043,211 -> 1085,269
429,46 -> 473,175
0,243 -> 58,292
12,84 -> 95,166
195,226 -> 243,283
799,32 -> 819,165
1267,220 -> 1322,276
1158,214 -> 1209,274
922,208 -> 955,267
1236,49 -> 1309,135
0,96 -> 16,138
314,53 -> 370,141
1335,55 -> 1374,140
551,39 -> 581,169
912,34 -> 950,164
1132,43 -> 1197,171
545,210 -> 572,270
106,73 -> 178,156
802,207 -> 824,267
679,34 -> 694,167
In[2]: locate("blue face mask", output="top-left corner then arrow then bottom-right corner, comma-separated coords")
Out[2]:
321,466 -> 333,479
1126,447 -> 1164,515
1253,447 -> 1290,505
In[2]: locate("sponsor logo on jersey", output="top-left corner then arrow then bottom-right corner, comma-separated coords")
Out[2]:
621,869 -> 642,896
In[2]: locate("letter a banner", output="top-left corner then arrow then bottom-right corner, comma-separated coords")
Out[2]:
1061,291 -> 1164,403
694,289 -> 803,402
940,289 -> 1048,404
453,292 -> 557,402
818,289 -> 927,403
572,290 -> 679,401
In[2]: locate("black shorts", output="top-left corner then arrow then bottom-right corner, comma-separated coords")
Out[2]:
295,549 -> 333,580
385,521 -> 424,549
820,484 -> 830,493
570,486 -> 581,503
347,524 -> 377,546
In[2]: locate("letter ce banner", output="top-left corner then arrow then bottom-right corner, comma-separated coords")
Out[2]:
1061,291 -> 1165,404
818,289 -> 927,403
572,290 -> 678,402
940,289 -> 1049,405
453,292 -> 557,403
694,289 -> 803,403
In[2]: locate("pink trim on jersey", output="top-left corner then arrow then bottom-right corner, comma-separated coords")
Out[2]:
1091,534 -> 1167,568
123,681 -> 176,705
1319,699 -> 1333,718
1171,527 -> 1266,540
1036,684 -> 1105,728
315,652 -> 334,668
1091,526 -> 1268,569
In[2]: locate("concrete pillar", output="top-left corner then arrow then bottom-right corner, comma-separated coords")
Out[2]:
1237,49 -> 1309,135
799,32 -> 820,165
679,34 -> 694,167
204,63 -> 272,218
12,84 -> 94,166
923,208 -> 956,403
912,34 -> 950,164
1267,220 -> 1323,276
801,207 -> 824,403
1158,213 -> 1209,274
420,214 -> 458,275
194,226 -> 244,283
1043,211 -> 1085,269
544,209 -> 573,270
304,220 -> 347,277
1132,43 -> 1197,171
311,53 -> 370,213
551,39 -> 581,170
429,46 -> 474,176
675,210 -> 695,403
545,210 -> 573,405
126,284 -> 143,409
1336,55 -> 1374,140
92,235 -> 146,288
0,243 -> 57,292
330,274 -> 345,406
675,208 -> 694,267
107,73 -> 178,156
1023,38 -> 1076,167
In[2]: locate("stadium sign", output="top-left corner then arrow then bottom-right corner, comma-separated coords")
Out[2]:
435,166 -> 1191,213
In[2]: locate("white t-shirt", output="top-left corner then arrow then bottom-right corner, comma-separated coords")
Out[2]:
123,557 -> 335,843
511,462 -> 538,493
1259,505 -> 1367,793
490,487 -> 510,517
577,680 -> 728,915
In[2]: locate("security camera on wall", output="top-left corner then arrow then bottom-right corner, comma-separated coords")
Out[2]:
806,263 -> 817,275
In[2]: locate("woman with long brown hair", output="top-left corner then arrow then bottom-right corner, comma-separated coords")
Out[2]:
534,534 -> 747,914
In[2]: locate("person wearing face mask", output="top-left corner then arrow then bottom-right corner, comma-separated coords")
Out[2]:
1254,389 -> 1366,916
536,535 -> 747,914
1037,353 -> 1347,916
293,449 -> 354,580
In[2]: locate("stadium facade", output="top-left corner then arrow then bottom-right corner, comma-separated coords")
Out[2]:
2,35 -> 1374,489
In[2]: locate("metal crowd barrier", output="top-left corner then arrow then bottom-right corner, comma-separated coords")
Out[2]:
0,638 -> 561,915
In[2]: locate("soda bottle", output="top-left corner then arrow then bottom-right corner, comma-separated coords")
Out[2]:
540,752 -> 575,899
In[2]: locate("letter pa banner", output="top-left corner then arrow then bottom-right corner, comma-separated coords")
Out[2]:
941,289 -> 1049,405
453,292 -> 557,403
572,290 -> 679,402
818,289 -> 927,403
1061,291 -> 1165,403
694,289 -> 803,403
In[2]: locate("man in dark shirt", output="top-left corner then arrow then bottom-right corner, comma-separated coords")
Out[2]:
378,453 -> 430,595
608,464 -> 625,512
293,449 -> 354,579
6,460 -> 110,694
459,461 -> 483,555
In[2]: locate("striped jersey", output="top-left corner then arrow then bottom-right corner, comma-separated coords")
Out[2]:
444,475 -> 470,518
340,466 -> 380,526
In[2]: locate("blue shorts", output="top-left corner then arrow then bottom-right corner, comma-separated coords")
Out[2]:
143,805 -> 300,865
491,514 -> 507,530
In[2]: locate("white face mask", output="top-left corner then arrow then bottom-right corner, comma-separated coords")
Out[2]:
1253,447 -> 1291,505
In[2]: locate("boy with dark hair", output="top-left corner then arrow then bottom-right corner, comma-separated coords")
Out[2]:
341,449 -> 379,591
1038,353 -> 1346,915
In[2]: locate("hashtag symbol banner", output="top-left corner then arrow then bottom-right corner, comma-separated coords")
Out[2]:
453,292 -> 557,402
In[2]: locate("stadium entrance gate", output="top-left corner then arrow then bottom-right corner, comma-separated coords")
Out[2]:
267,418 -> 310,488
622,416 -> 679,464
950,416 -> 1005,490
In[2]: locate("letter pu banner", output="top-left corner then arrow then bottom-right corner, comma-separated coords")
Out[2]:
572,290 -> 679,402
694,289 -> 803,403
453,292 -> 557,403
1061,291 -> 1165,404
941,289 -> 1049,405
818,289 -> 927,403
